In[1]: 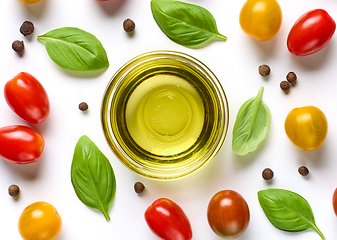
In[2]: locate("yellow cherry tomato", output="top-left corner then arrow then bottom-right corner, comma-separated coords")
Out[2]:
17,0 -> 41,4
239,0 -> 282,41
18,201 -> 62,240
285,106 -> 328,151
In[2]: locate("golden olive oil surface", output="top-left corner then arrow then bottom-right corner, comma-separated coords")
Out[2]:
126,74 -> 205,156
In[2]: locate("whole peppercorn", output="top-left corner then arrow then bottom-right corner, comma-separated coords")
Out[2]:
134,181 -> 145,194
123,19 -> 135,32
258,64 -> 271,77
298,166 -> 309,176
280,80 -> 290,91
12,40 -> 25,53
20,21 -> 34,36
262,168 -> 274,180
79,102 -> 88,111
286,72 -> 297,84
8,184 -> 20,197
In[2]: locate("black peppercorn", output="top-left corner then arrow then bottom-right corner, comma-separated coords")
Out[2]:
262,168 -> 274,180
298,166 -> 309,176
8,184 -> 20,197
123,19 -> 135,32
20,21 -> 34,36
280,80 -> 290,91
258,64 -> 271,77
79,102 -> 88,111
134,182 -> 145,194
12,40 -> 24,53
286,72 -> 297,84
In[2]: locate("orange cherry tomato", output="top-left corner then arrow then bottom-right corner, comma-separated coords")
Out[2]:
239,0 -> 282,41
284,106 -> 328,151
17,0 -> 41,3
18,202 -> 62,240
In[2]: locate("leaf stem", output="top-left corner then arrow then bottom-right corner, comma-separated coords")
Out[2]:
256,86 -> 264,99
216,34 -> 227,41
102,210 -> 111,221
313,225 -> 325,240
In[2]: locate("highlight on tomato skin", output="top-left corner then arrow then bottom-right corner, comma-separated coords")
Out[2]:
284,106 -> 328,151
144,198 -> 192,240
207,190 -> 250,239
287,9 -> 336,56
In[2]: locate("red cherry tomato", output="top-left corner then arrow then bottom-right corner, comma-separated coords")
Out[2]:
207,190 -> 250,238
4,72 -> 50,124
144,198 -> 192,240
333,188 -> 337,216
287,9 -> 336,56
0,125 -> 44,164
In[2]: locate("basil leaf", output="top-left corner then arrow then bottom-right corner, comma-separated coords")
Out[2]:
232,86 -> 271,155
258,188 -> 325,240
151,0 -> 226,48
37,27 -> 109,71
71,135 -> 116,221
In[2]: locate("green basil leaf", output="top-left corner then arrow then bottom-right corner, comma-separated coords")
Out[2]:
151,0 -> 226,48
71,135 -> 116,221
37,27 -> 109,71
258,188 -> 325,240
232,86 -> 271,155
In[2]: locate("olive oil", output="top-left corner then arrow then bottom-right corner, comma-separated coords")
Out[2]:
101,51 -> 228,179
126,74 -> 204,156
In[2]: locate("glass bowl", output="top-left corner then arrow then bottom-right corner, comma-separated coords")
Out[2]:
101,51 -> 229,180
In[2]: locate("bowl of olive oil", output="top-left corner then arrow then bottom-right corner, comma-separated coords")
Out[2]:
101,51 -> 229,180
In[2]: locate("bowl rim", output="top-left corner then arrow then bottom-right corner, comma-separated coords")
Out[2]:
101,50 -> 229,180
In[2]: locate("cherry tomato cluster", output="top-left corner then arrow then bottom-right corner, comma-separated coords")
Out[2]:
1,72 -> 60,240
10,1 -> 337,239
0,72 -> 49,164
145,190 -> 250,239
240,1 -> 336,221
239,0 -> 336,56
239,0 -> 337,235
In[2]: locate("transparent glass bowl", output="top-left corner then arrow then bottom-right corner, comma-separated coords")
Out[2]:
101,51 -> 229,180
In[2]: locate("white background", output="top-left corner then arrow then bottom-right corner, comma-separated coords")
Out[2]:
1,0 -> 337,239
